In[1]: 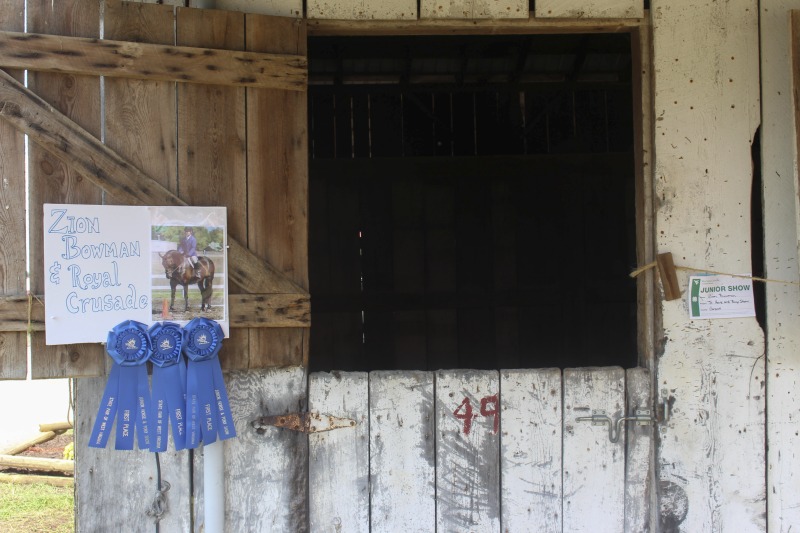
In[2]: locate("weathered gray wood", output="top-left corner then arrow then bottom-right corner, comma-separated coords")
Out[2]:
0,30 -> 306,91
0,68 -> 308,297
0,293 -> 309,331
625,367 -> 653,533
76,376 -> 192,533
436,370 -> 500,532
308,372 -> 369,532
500,368 -> 562,533
193,367 -> 308,532
245,13 -> 309,368
0,0 -> 26,380
369,371 -> 435,532
26,0 -> 105,379
563,367 -> 626,532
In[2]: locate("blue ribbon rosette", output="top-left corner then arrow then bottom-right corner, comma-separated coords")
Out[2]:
148,322 -> 188,452
89,320 -> 153,450
183,317 -> 236,448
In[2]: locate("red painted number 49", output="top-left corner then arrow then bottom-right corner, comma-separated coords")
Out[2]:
453,394 -> 499,436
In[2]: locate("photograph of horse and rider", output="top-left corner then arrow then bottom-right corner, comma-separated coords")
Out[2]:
151,224 -> 226,322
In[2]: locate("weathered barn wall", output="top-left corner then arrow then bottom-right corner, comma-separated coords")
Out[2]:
0,0 -> 26,379
762,2 -> 800,532
9,0 -> 800,530
651,0 -> 766,531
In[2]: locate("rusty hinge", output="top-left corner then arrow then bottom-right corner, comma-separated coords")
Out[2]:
251,412 -> 356,435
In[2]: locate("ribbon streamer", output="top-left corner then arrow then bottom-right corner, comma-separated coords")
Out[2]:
183,317 -> 236,449
149,322 -> 188,452
89,320 -> 152,450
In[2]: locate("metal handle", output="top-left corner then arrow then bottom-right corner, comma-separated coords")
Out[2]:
576,409 -> 653,443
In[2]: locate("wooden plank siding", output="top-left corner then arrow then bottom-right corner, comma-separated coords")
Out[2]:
0,0 -> 26,379
500,368 -> 562,532
308,372 -> 370,532
27,0 -> 105,378
369,371 -> 436,532
76,363 -> 651,531
176,7 -> 251,369
563,367 -> 626,532
193,366 -> 309,532
95,7 -> 192,533
436,370 -> 501,531
0,4 -> 310,377
245,14 -> 310,368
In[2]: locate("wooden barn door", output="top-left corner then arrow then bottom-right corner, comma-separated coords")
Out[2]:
0,2 -> 309,531
307,367 -> 653,533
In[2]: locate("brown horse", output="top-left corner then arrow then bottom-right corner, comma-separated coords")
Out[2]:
158,250 -> 215,312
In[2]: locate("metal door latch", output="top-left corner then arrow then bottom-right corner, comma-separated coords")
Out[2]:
251,412 -> 356,435
576,409 -> 654,443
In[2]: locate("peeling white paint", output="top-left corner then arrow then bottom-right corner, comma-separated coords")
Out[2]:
652,1 -> 766,530
535,0 -> 643,19
761,2 -> 800,531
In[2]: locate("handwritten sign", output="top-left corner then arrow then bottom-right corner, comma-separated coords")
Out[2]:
688,274 -> 755,320
44,204 -> 228,344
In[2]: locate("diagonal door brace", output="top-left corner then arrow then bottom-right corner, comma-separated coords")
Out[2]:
0,68 -> 308,297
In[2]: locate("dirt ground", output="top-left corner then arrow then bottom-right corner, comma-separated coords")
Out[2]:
18,433 -> 73,461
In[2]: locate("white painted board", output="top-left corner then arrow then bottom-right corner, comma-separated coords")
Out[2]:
652,0 -> 766,530
624,367 -> 653,533
214,0 -> 303,17
193,366 -> 308,532
369,371 -> 435,532
309,371 -> 369,533
563,367 -> 625,533
420,0 -> 527,20
436,370 -> 500,532
308,0 -> 416,20
763,3 -> 800,532
500,368 -> 562,533
535,0 -> 643,19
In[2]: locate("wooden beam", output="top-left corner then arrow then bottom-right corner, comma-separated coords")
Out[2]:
0,432 -> 58,456
0,293 -> 310,331
0,454 -> 73,474
307,15 -> 643,36
0,68 -> 308,297
0,30 -> 306,91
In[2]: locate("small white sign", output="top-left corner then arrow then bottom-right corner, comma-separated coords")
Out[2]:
44,204 -> 228,344
688,274 -> 755,320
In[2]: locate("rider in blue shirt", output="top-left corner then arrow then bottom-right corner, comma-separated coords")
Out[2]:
178,227 -> 201,279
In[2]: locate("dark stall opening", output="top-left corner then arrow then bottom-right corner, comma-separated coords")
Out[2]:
308,33 -> 638,372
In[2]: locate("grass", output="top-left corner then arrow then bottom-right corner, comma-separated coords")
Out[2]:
0,482 -> 74,533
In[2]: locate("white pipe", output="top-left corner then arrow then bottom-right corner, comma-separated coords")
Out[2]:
204,441 -> 224,533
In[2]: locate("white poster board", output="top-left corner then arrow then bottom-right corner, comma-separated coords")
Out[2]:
688,274 -> 756,320
44,204 -> 228,344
